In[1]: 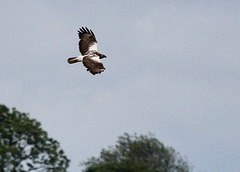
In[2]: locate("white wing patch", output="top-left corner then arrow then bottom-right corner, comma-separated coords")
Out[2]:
85,42 -> 100,62
91,56 -> 101,63
89,42 -> 98,52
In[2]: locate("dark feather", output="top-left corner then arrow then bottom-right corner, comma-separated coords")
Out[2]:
82,56 -> 105,75
78,27 -> 97,55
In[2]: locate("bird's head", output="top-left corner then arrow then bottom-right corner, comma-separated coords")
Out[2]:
100,54 -> 107,59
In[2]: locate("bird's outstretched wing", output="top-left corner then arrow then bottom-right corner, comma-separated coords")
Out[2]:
82,55 -> 105,75
78,27 -> 98,55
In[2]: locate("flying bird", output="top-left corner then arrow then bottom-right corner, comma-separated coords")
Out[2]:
67,27 -> 107,75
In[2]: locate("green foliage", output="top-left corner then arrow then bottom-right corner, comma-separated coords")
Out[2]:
0,104 -> 70,172
82,133 -> 191,172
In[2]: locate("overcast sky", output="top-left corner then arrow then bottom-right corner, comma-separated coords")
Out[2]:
1,1 -> 240,171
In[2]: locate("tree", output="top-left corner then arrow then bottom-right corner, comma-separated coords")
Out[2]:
0,104 -> 70,172
82,133 -> 191,172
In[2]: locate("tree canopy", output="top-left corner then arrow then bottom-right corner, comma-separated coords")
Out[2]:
82,133 -> 191,172
0,104 -> 70,172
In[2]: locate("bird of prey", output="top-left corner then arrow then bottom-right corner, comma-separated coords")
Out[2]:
67,27 -> 107,75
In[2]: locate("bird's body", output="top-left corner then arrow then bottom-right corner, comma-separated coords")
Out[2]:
67,27 -> 107,75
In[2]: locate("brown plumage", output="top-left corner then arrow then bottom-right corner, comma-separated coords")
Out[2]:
67,27 -> 107,75
78,27 -> 97,55
82,55 -> 105,75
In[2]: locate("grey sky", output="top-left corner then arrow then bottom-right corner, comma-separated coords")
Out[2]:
1,1 -> 240,171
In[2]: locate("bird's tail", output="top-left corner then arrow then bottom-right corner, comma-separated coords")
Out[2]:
67,57 -> 81,64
